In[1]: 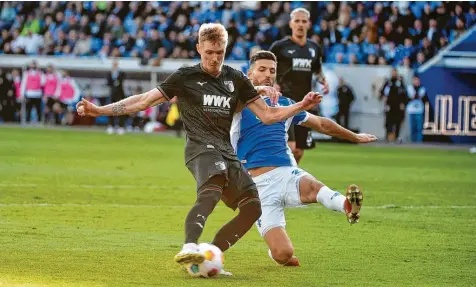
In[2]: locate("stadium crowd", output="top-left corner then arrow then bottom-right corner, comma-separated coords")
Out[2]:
0,1 -> 475,67
0,1 -> 475,142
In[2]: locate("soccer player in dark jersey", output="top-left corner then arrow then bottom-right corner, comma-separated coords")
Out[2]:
270,8 -> 329,164
76,23 -> 322,272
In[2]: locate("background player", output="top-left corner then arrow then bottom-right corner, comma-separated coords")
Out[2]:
270,8 -> 329,164
231,51 -> 376,266
76,24 -> 322,271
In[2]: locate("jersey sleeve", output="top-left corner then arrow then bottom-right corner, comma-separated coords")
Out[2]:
237,71 -> 260,105
288,98 -> 309,125
270,41 -> 280,59
157,70 -> 183,100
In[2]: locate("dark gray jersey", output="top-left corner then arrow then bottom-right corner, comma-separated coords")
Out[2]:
270,37 -> 323,102
157,64 -> 260,162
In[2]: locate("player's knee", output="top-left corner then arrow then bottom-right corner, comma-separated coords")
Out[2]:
311,180 -> 323,194
238,196 -> 262,221
300,180 -> 321,203
271,246 -> 294,264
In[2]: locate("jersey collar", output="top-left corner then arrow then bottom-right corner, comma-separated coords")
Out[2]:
199,63 -> 222,78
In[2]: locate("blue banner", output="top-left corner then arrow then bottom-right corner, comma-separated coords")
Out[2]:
419,66 -> 476,144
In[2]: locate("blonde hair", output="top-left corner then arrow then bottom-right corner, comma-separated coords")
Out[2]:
198,23 -> 228,44
290,8 -> 311,19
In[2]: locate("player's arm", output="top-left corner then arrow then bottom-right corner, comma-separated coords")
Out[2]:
77,69 -> 183,117
247,91 -> 321,125
313,45 -> 329,94
301,114 -> 377,143
76,88 -> 167,117
236,69 -> 321,124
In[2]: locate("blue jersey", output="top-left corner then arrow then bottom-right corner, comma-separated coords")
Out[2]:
231,96 -> 309,169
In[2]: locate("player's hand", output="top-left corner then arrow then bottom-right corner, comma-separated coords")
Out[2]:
319,78 -> 329,95
355,133 -> 378,143
256,86 -> 281,106
300,91 -> 322,110
76,98 -> 100,117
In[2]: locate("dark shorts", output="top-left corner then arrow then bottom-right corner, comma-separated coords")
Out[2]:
186,151 -> 258,210
287,124 -> 315,150
46,98 -> 56,109
46,98 -> 67,110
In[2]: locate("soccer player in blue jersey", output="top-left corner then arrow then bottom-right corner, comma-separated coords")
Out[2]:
231,51 -> 377,266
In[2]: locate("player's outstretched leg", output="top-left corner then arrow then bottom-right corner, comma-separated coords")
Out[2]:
211,193 -> 262,252
298,174 -> 364,224
174,175 -> 226,265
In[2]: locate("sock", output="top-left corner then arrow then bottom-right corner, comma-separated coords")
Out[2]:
182,242 -> 199,251
316,186 -> 346,213
184,184 -> 222,244
211,198 -> 261,252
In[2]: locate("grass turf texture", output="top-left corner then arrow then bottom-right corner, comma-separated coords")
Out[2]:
0,127 -> 475,286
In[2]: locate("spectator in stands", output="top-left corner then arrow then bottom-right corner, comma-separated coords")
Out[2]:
117,33 -> 135,56
90,13 -> 106,39
411,20 -> 425,44
23,30 -> 43,54
450,18 -> 467,41
406,75 -> 426,143
335,52 -> 345,64
106,59 -> 126,135
378,56 -> 387,65
360,17 -> 378,44
328,20 -> 342,45
20,61 -> 44,123
0,2 -> 16,30
335,77 -> 355,129
420,37 -> 435,60
427,19 -> 442,45
43,64 -> 60,124
0,1 -> 474,68
467,7 -> 476,27
21,13 -> 40,35
0,29 -> 11,50
61,45 -> 74,58
42,31 -> 54,51
73,32 -> 91,56
349,53 -> 359,65
2,42 -> 13,54
366,54 -> 377,65
414,52 -> 426,70
380,68 -> 408,143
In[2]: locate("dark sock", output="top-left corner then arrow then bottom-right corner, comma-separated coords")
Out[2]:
211,197 -> 261,252
184,178 -> 224,244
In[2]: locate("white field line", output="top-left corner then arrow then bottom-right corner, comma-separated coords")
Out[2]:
1,183 -> 475,209
0,203 -> 474,209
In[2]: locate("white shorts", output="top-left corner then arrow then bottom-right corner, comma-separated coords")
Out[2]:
253,166 -> 311,237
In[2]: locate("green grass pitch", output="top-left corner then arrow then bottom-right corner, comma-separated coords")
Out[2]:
0,127 -> 475,286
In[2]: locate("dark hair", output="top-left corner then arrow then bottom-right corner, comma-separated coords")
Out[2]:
249,50 -> 277,66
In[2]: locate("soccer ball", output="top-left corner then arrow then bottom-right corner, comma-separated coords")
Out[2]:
186,243 -> 224,278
